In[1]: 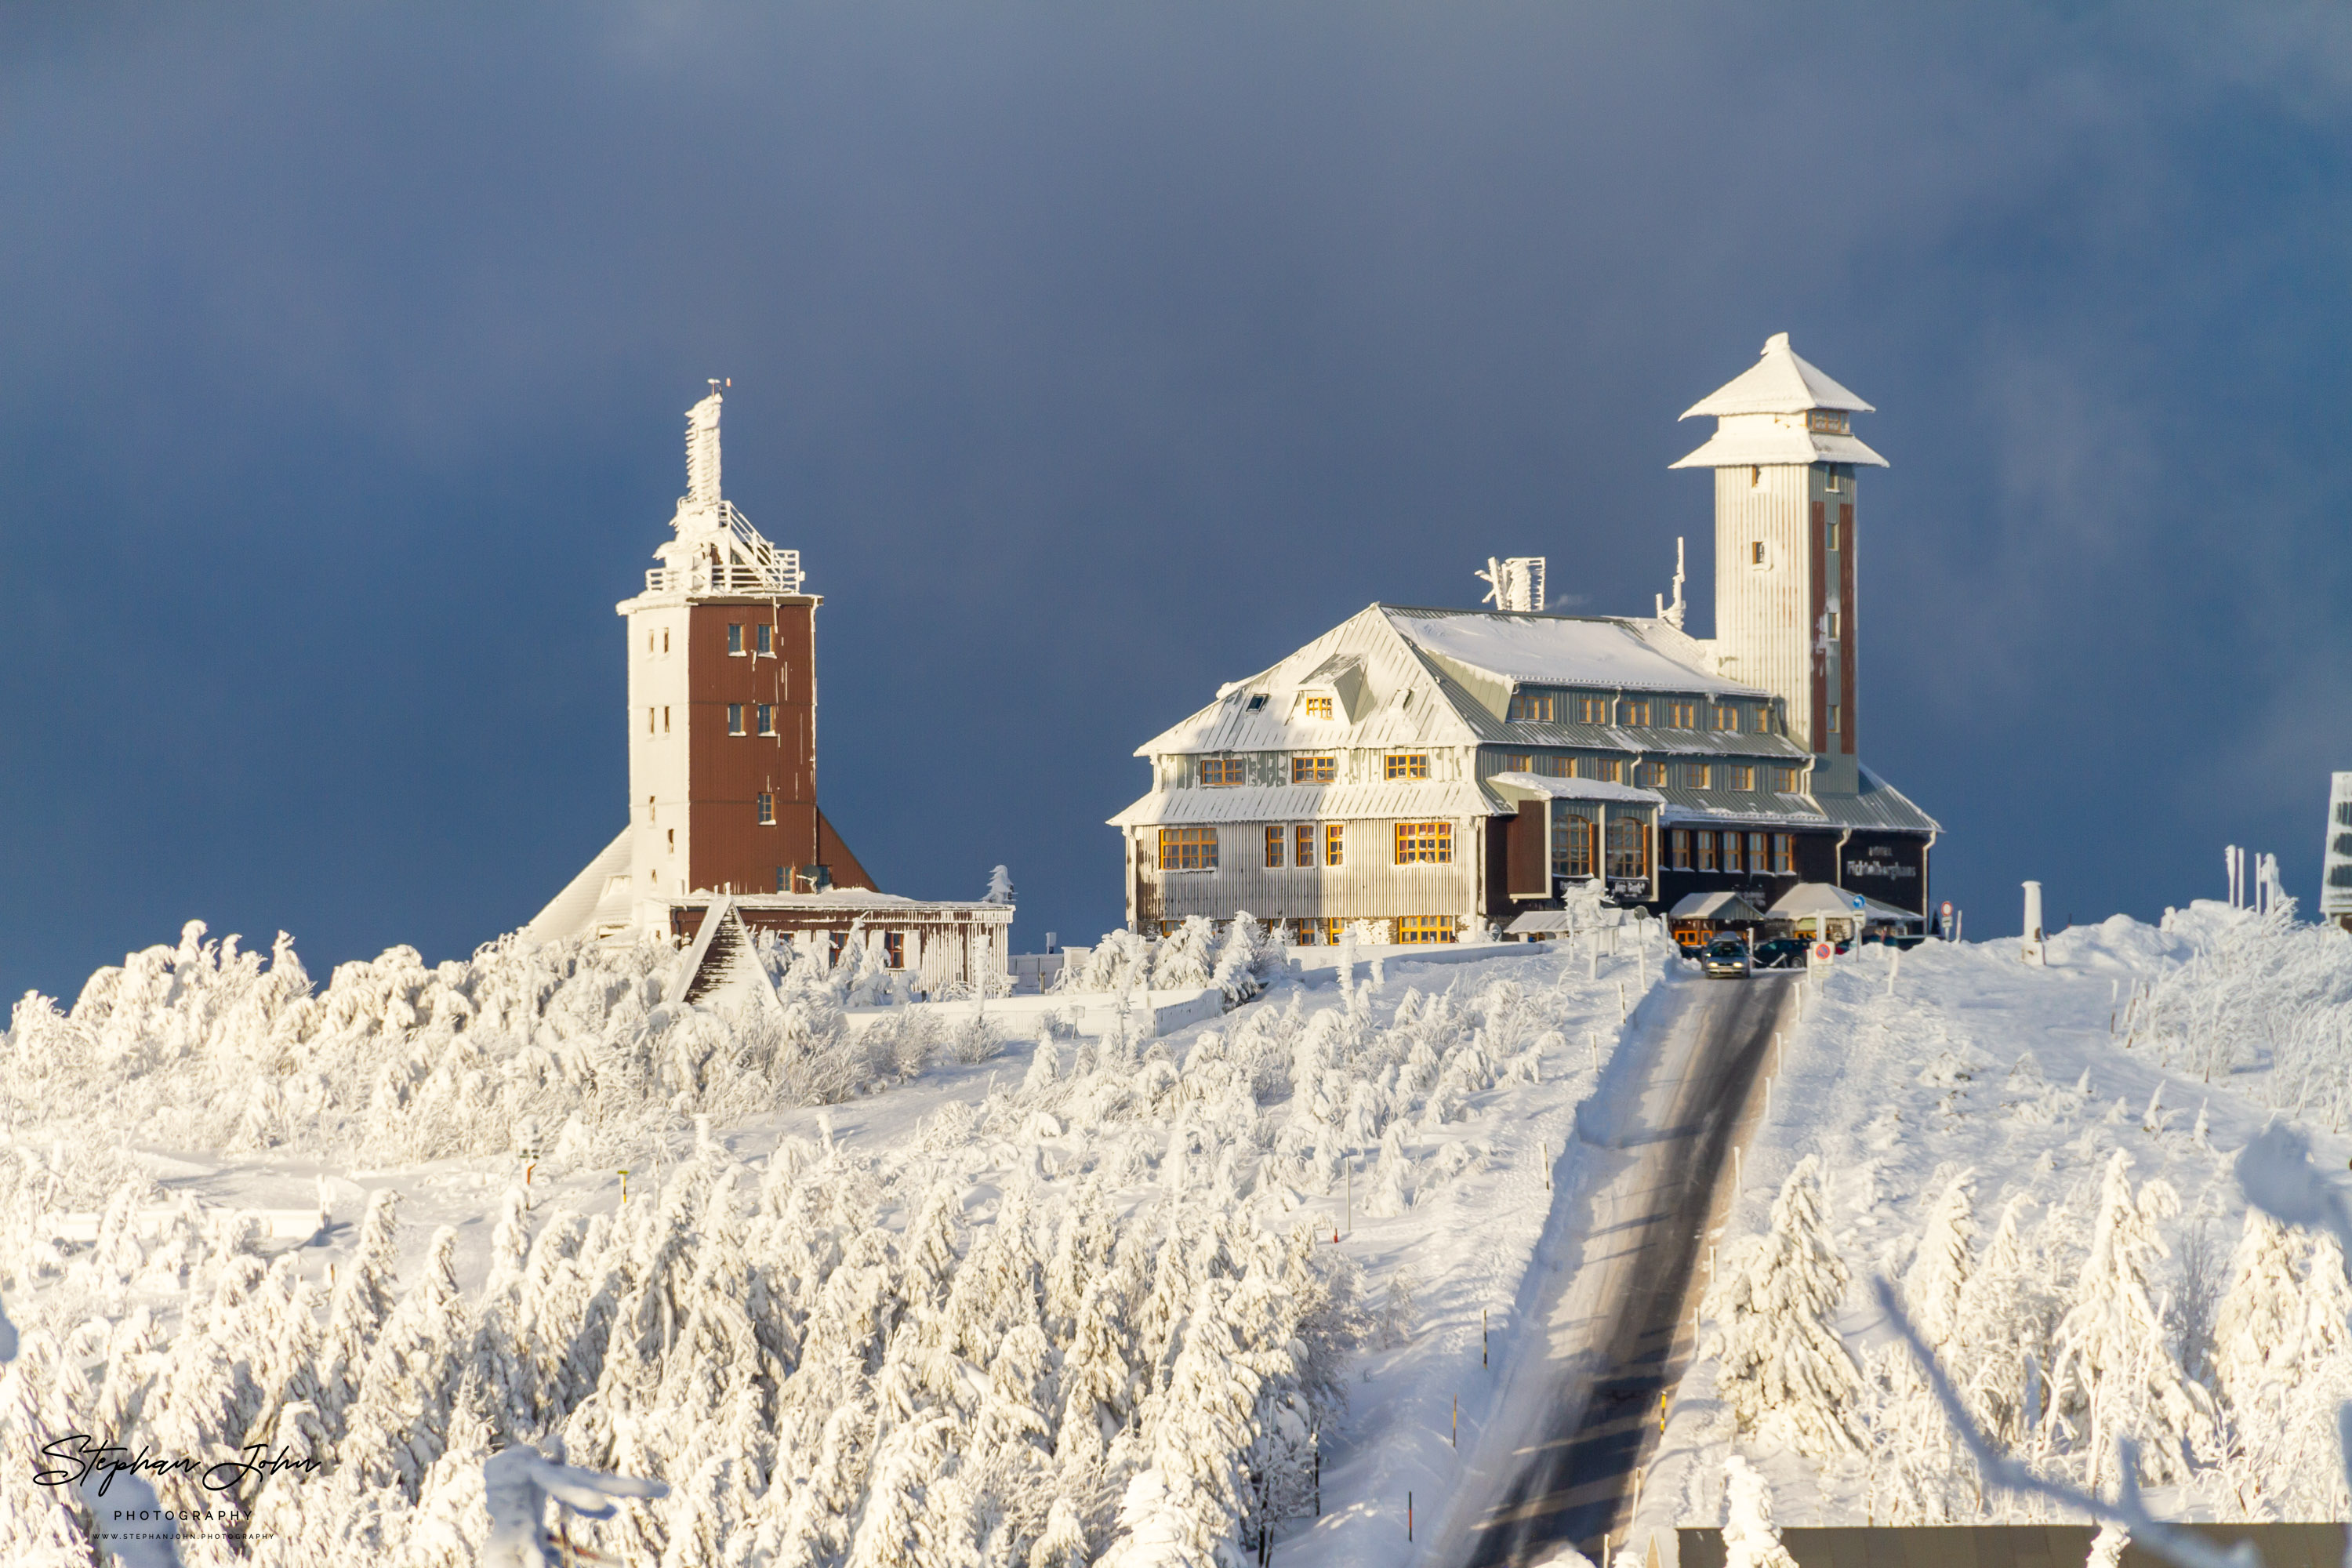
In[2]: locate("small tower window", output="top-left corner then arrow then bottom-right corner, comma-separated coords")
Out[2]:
728,623 -> 745,654
662,629 -> 670,653
662,706 -> 671,733
1824,464 -> 1845,493
1751,541 -> 1766,566
757,703 -> 775,735
1829,704 -> 1842,734
728,703 -> 746,735
756,624 -> 772,655
757,792 -> 775,825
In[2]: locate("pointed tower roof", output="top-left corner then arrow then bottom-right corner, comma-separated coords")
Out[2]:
1670,332 -> 1887,470
1679,332 -> 1874,418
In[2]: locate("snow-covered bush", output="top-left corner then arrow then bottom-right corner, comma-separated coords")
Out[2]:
1704,1155 -> 1867,1457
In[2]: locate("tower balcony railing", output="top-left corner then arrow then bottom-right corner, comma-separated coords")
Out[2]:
644,557 -> 807,597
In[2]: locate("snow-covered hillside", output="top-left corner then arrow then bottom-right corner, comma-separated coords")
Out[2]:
1643,902 -> 2352,1544
0,918 -> 1670,1566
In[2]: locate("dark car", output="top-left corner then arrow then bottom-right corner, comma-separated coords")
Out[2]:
1751,936 -> 1809,970
1700,938 -> 1751,979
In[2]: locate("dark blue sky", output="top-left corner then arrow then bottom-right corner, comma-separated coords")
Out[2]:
5,3 -> 2349,998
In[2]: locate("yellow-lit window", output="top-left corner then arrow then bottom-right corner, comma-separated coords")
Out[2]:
1158,827 -> 1218,871
1508,690 -> 1557,724
1686,763 -> 1711,789
1394,821 -> 1454,864
1668,701 -> 1697,729
1714,705 -> 1741,732
1292,755 -> 1336,783
1623,699 -> 1650,726
1264,826 -> 1284,867
1398,915 -> 1455,945
1772,766 -> 1800,793
1577,695 -> 1610,724
1199,757 -> 1244,786
1295,824 -> 1316,867
1729,765 -> 1755,791
1385,753 -> 1429,780
1592,758 -> 1625,784
1303,695 -> 1334,720
1324,824 -> 1345,866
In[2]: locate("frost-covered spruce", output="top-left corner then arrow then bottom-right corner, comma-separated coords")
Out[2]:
1703,1155 -> 1866,1456
1720,1455 -> 1798,1568
2212,1207 -> 2304,1414
1901,1169 -> 1976,1355
2045,1151 -> 2213,1486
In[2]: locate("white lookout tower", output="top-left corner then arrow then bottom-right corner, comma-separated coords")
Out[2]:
1671,332 -> 1886,793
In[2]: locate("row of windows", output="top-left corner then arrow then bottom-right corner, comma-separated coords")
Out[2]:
1261,824 -> 1346,868
1548,815 -> 1649,880
1164,916 -> 1458,946
725,622 -> 776,656
1198,752 -> 1429,786
1499,754 -> 1801,793
727,703 -> 779,736
1669,829 -> 1795,876
1506,691 -> 1773,734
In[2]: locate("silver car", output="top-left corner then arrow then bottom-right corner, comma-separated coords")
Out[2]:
1700,937 -> 1751,979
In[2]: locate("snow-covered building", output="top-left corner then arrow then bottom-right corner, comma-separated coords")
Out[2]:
1111,334 -> 1937,941
523,386 -> 1011,990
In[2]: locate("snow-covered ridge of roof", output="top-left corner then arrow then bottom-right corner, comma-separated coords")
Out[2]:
1486,771 -> 1663,805
1385,606 -> 1766,698
1668,414 -> 1887,471
1109,777 -> 1497,828
1679,332 -> 1873,418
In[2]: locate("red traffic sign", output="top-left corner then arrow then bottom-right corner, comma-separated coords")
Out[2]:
1940,900 -> 1954,917
1812,941 -> 1836,963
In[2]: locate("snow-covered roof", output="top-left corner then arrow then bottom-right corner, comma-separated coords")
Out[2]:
1766,883 -> 1920,923
1389,608 -> 1766,698
1486,771 -> 1663,806
1653,766 -> 1939,834
1109,777 -> 1495,828
1680,332 -> 1874,418
1668,416 -> 1887,471
520,827 -> 635,945
1668,891 -> 1769,921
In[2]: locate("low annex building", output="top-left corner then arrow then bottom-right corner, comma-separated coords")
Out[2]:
1111,334 -> 1937,942
523,385 -> 1010,993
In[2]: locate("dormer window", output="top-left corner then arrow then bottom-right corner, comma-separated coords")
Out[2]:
1199,757 -> 1244,786
1508,690 -> 1558,724
1302,695 -> 1334,720
1807,411 -> 1849,435
1245,693 -> 1269,712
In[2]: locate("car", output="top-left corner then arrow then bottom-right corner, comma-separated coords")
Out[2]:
1751,936 -> 1809,970
1699,938 -> 1751,978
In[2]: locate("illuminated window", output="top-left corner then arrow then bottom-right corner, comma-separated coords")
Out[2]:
1670,829 -> 1691,869
1324,824 -> 1345,866
1394,821 -> 1454,864
1385,753 -> 1429,780
1509,690 -> 1558,724
1772,766 -> 1801,793
1623,699 -> 1650,727
1264,826 -> 1285,868
1398,916 -> 1455,945
756,623 -> 772,655
1158,827 -> 1218,871
880,932 -> 905,968
1686,763 -> 1711,789
1199,757 -> 1245,786
1728,765 -> 1755,791
1303,695 -> 1334,720
1292,755 -> 1336,783
1668,701 -> 1698,729
728,703 -> 746,735
1697,832 -> 1717,872
728,623 -> 744,654
1290,916 -> 1345,946
1773,833 -> 1795,874
1606,817 -> 1647,879
757,792 -> 775,825
1552,813 -> 1594,879
1295,824 -> 1316,867
757,703 -> 775,735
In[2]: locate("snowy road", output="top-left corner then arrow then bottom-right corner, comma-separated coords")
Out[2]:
1441,967 -> 1793,1568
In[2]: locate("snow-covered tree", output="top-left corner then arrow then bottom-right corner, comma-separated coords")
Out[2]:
1704,1156 -> 1867,1455
2212,1207 -> 2304,1414
1721,1455 -> 1798,1568
1903,1170 -> 1976,1356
